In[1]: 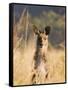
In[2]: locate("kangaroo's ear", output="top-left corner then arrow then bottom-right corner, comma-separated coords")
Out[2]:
45,26 -> 51,35
33,25 -> 40,35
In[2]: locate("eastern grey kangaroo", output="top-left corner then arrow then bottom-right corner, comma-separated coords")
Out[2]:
31,25 -> 51,84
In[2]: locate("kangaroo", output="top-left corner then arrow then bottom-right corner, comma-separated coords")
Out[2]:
31,25 -> 51,84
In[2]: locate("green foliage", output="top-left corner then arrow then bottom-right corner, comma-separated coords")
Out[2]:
32,11 -> 65,47
33,11 -> 65,30
14,10 -> 65,49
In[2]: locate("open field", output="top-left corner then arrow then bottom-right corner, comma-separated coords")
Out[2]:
13,43 -> 65,85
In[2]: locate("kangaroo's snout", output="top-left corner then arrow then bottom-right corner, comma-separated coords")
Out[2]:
45,26 -> 51,35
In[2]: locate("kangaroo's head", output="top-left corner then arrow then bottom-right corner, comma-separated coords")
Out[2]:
33,25 -> 50,38
33,25 -> 50,34
33,25 -> 51,48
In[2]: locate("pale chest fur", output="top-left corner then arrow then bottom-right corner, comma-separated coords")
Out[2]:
41,39 -> 48,55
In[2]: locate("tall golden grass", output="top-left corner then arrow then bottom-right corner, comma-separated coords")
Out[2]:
13,41 -> 65,85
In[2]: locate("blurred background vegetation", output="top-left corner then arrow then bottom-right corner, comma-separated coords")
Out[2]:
13,5 -> 66,50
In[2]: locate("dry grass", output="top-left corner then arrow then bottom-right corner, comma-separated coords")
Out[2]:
13,42 -> 36,85
13,41 -> 65,85
45,49 -> 65,83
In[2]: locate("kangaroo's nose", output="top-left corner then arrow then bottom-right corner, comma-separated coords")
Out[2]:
37,37 -> 43,48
